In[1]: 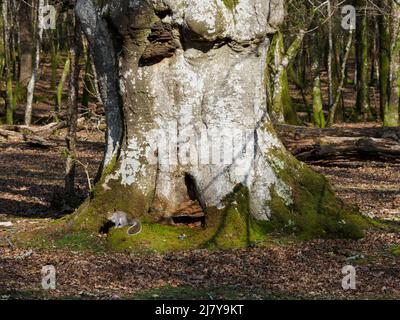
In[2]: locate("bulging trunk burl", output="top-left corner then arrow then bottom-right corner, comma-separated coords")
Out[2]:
68,0 -> 365,251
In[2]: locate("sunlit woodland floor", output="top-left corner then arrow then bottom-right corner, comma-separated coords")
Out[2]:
0,123 -> 400,300
1,56 -> 400,300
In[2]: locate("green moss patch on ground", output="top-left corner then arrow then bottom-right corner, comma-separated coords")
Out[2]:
106,221 -> 196,254
53,231 -> 105,252
14,217 -> 107,253
106,185 -> 269,253
390,245 -> 400,257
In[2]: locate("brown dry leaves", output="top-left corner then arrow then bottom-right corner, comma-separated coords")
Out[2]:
1,231 -> 400,299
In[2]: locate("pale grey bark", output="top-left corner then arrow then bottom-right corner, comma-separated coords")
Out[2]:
76,0 -> 297,221
328,29 -> 354,127
75,0 -> 123,173
25,0 -> 44,126
65,19 -> 83,198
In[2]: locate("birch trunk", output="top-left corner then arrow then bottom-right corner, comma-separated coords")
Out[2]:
25,0 -> 44,126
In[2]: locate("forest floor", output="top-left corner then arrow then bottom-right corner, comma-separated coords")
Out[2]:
1,123 -> 400,300
1,56 -> 400,300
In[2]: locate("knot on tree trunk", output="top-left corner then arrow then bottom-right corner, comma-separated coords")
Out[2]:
140,22 -> 179,66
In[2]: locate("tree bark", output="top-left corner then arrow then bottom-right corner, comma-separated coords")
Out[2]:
2,0 -> 16,125
355,0 -> 371,121
328,29 -> 353,127
25,0 -> 44,126
65,18 -> 83,198
18,0 -> 33,87
67,0 -> 365,249
386,0 -> 400,127
75,0 -> 123,175
378,0 -> 390,122
268,31 -> 304,125
311,33 -> 326,128
327,0 -> 334,109
56,56 -> 71,121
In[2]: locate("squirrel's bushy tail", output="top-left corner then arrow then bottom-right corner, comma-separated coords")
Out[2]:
128,220 -> 142,235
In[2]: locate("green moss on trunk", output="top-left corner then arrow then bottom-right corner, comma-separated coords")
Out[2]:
355,0 -> 372,121
267,32 -> 303,125
265,148 -> 366,239
223,0 -> 239,11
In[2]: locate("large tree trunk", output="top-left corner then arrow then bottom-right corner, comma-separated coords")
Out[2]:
67,0 -> 365,251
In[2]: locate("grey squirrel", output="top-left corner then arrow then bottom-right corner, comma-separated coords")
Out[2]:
107,211 -> 142,235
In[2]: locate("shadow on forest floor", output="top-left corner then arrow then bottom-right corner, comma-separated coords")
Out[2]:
0,137 -> 104,218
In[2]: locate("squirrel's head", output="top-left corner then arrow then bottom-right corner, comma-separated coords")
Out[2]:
106,211 -> 115,220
